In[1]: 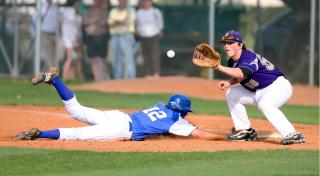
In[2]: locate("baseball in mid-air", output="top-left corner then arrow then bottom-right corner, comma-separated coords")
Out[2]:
166,49 -> 175,58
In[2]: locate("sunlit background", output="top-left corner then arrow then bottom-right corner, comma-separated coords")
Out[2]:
0,0 -> 318,84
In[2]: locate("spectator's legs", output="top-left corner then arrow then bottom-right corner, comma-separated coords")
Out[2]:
88,35 -> 108,81
97,57 -> 107,80
141,35 -> 160,77
96,34 -> 108,80
75,46 -> 83,80
151,35 -> 161,76
41,33 -> 56,70
111,35 -> 122,79
63,47 -> 74,80
91,57 -> 100,81
120,33 -> 136,79
140,37 -> 152,76
91,57 -> 107,81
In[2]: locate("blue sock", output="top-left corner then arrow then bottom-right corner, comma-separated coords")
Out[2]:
38,129 -> 60,139
51,77 -> 74,101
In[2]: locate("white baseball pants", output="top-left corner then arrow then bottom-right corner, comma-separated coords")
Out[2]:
58,97 -> 132,141
226,76 -> 296,137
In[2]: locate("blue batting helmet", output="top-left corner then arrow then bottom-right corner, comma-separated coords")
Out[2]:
167,94 -> 193,113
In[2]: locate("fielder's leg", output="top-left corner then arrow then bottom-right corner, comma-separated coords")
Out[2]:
225,85 -> 255,130
256,76 -> 304,145
225,85 -> 258,141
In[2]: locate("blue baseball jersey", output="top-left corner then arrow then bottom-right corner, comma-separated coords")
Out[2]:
227,50 -> 284,91
129,102 -> 197,141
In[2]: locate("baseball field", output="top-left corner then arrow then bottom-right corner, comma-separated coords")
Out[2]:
0,77 -> 319,175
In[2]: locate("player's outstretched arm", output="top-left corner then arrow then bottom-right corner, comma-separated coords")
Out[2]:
215,65 -> 244,79
190,129 -> 224,140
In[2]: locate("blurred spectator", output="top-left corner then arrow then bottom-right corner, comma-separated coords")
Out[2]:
136,0 -> 163,77
31,0 -> 60,70
83,0 -> 110,81
108,0 -> 136,79
61,0 -> 83,80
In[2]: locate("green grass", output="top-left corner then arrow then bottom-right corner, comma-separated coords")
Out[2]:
0,79 -> 319,176
0,147 -> 318,176
0,79 -> 318,124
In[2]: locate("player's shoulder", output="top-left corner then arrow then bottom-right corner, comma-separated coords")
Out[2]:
243,49 -> 256,57
240,50 -> 257,62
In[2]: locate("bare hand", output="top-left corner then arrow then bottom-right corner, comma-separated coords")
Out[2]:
218,81 -> 231,90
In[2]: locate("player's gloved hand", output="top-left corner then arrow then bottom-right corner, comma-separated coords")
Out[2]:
192,43 -> 221,69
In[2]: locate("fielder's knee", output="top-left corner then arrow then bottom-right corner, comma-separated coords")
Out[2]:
225,87 -> 238,102
257,102 -> 274,113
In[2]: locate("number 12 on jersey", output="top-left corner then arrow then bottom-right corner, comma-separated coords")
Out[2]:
143,107 -> 167,122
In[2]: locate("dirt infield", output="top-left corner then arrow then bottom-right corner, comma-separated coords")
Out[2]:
0,76 -> 318,152
72,76 -> 319,106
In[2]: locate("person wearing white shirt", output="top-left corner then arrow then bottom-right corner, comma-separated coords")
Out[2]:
108,0 -> 136,79
136,0 -> 163,77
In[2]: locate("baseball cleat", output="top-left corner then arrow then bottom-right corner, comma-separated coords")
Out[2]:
32,67 -> 58,85
227,128 -> 257,141
15,128 -> 40,140
280,132 -> 305,145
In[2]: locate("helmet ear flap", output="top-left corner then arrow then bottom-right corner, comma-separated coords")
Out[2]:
178,110 -> 188,117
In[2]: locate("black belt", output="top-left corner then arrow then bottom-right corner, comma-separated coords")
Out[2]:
129,121 -> 133,132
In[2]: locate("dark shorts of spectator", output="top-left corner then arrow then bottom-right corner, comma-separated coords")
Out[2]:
85,34 -> 108,58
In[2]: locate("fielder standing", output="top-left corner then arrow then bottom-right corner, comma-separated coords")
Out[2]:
16,68 -> 223,141
213,30 -> 304,145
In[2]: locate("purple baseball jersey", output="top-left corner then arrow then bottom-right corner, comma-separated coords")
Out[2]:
227,50 -> 284,91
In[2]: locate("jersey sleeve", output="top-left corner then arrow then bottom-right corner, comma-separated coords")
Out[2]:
168,118 -> 197,136
238,53 -> 259,73
227,59 -> 234,67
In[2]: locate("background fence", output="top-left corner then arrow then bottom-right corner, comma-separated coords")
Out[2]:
0,0 -> 318,85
